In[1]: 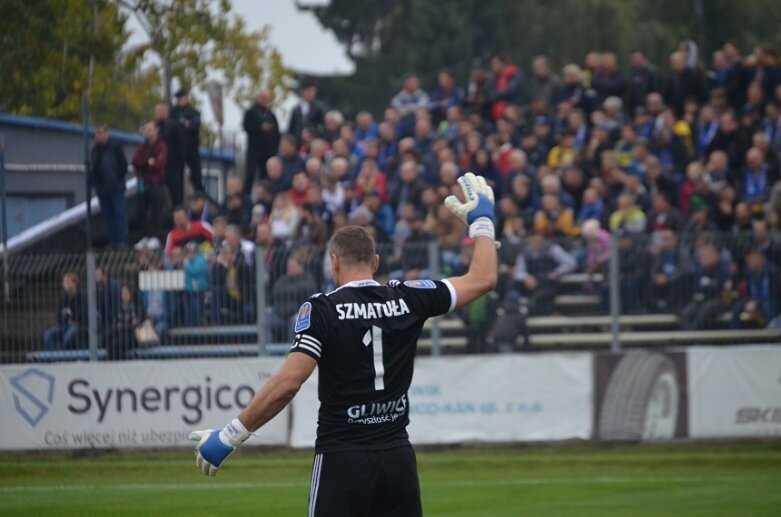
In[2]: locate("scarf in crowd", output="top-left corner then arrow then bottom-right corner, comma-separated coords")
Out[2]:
744,164 -> 768,202
697,121 -> 719,156
746,267 -> 771,301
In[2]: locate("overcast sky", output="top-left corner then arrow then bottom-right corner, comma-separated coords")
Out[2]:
126,0 -> 353,140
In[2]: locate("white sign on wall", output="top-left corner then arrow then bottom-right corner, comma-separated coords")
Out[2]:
688,345 -> 781,438
289,353 -> 593,448
0,358 -> 287,450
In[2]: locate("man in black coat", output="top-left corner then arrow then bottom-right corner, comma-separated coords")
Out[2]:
243,89 -> 280,195
707,109 -> 752,172
592,52 -> 626,103
171,89 -> 203,193
155,102 -> 186,205
90,125 -> 129,247
665,51 -> 708,116
627,50 -> 661,111
287,82 -> 326,140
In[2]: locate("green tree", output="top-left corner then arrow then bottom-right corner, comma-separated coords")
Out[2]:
0,0 -> 288,132
118,0 -> 289,110
0,0 -> 153,128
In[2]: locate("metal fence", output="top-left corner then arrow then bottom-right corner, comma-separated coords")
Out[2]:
1,231 -> 780,364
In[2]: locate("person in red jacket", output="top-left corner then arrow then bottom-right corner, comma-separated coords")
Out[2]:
165,206 -> 215,260
487,54 -> 523,122
132,122 -> 168,249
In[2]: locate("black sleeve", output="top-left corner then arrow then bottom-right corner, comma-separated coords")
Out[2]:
287,108 -> 300,138
289,295 -> 329,361
115,142 -> 128,182
175,124 -> 186,161
243,108 -> 255,134
394,279 -> 457,319
268,112 -> 281,148
191,108 -> 201,132
89,147 -> 100,182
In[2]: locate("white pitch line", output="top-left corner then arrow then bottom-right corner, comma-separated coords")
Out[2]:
1,476 -> 777,493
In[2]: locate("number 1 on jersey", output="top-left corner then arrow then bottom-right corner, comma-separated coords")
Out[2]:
363,325 -> 384,391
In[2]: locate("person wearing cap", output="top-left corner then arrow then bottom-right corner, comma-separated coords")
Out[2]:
531,115 -> 554,149
546,129 -> 577,168
188,191 -> 213,224
221,192 -> 252,235
249,203 -> 267,235
171,89 -> 203,193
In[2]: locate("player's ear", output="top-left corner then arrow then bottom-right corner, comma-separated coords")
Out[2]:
372,254 -> 380,273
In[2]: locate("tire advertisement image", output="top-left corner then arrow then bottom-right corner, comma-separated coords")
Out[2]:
595,351 -> 689,441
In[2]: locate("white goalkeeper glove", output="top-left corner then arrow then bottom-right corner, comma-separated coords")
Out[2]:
188,418 -> 251,477
444,172 -> 499,246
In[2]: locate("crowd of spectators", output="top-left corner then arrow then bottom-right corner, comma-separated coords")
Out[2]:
74,39 -> 781,356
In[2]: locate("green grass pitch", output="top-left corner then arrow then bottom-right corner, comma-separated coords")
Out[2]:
1,440 -> 780,516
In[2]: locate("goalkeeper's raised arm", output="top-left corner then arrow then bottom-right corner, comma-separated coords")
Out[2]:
443,172 -> 499,309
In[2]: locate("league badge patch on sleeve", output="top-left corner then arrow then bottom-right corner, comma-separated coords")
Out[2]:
404,279 -> 437,289
294,302 -> 312,332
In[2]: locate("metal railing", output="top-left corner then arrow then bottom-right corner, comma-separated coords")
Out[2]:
1,231 -> 780,363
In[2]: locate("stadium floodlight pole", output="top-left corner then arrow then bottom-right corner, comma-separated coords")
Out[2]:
609,232 -> 621,353
82,94 -> 93,251
86,252 -> 99,361
255,246 -> 268,355
427,240 -> 442,356
0,134 -> 9,304
81,94 -> 99,360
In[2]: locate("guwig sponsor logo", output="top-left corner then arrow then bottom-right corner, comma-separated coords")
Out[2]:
10,368 -> 55,427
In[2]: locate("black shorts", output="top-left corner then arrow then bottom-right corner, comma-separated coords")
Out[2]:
308,444 -> 422,517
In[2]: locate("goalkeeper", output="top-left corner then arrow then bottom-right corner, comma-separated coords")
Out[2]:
190,172 -> 498,516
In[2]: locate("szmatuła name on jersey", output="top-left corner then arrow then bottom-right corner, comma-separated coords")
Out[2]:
335,299 -> 411,320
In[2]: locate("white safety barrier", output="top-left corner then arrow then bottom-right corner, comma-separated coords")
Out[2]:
688,345 -> 781,438
0,358 -> 287,450
289,353 -> 594,448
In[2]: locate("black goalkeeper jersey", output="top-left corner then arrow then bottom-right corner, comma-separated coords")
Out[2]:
289,278 -> 457,453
